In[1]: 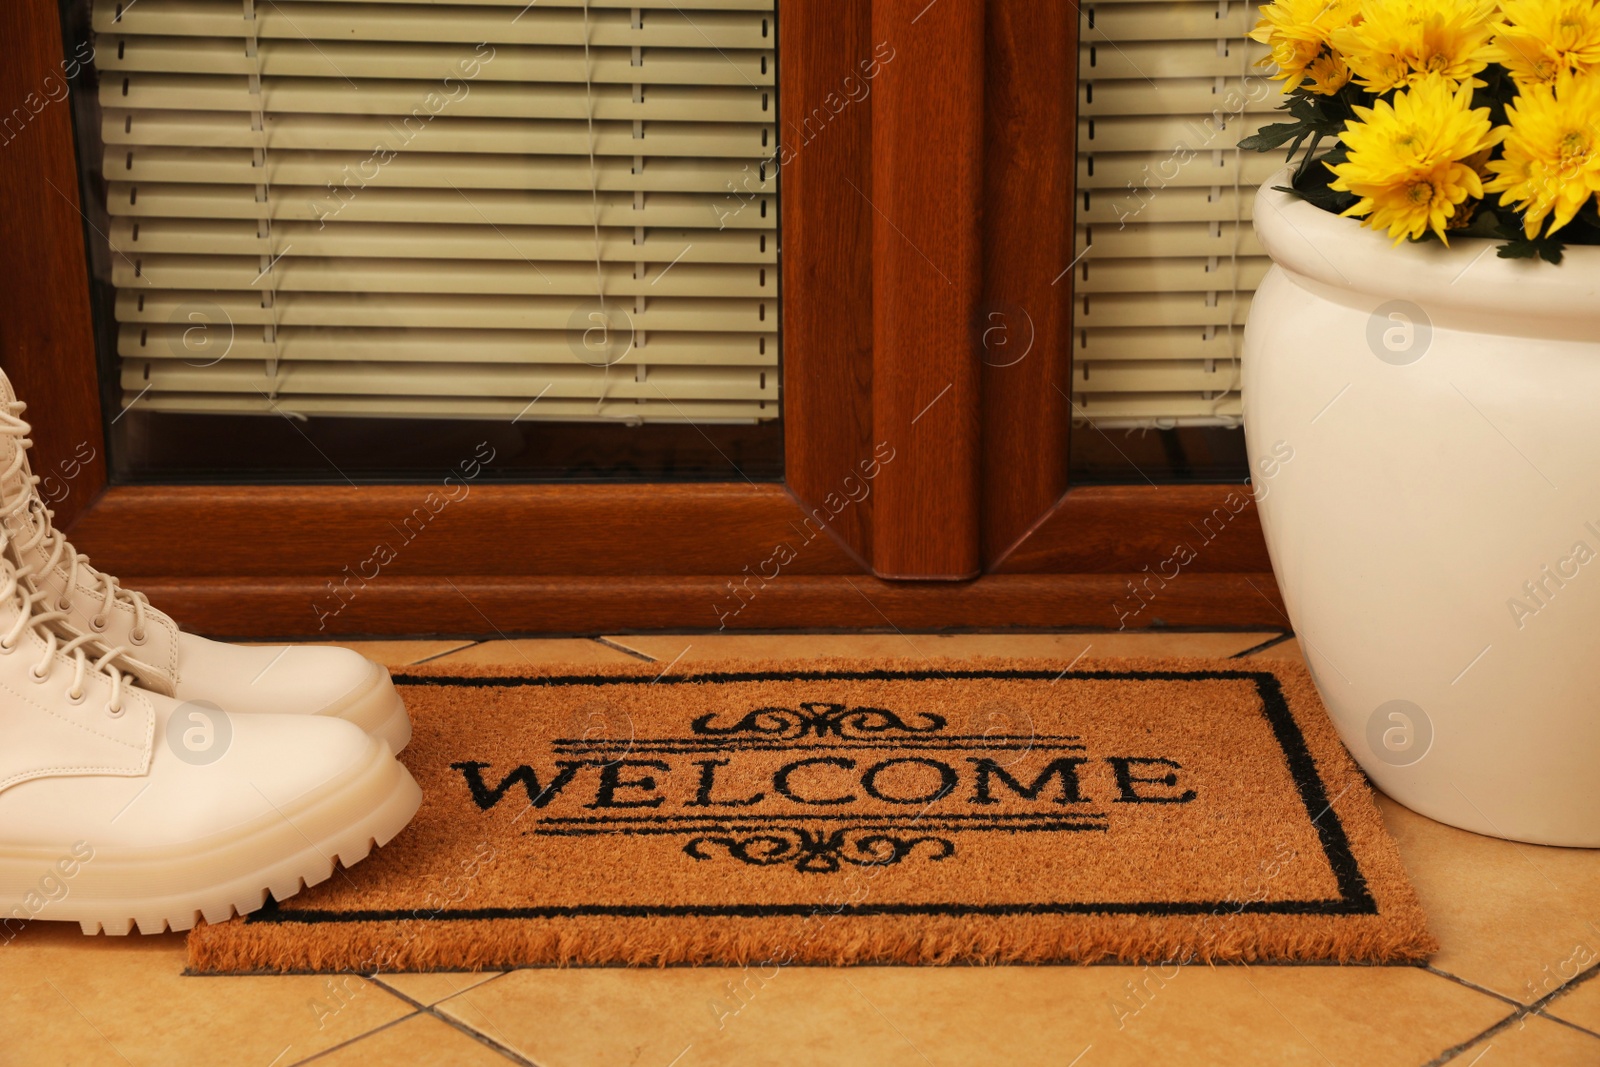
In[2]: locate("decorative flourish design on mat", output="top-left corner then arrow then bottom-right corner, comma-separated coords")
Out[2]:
527,814 -> 1109,874
684,826 -> 955,873
691,701 -> 946,739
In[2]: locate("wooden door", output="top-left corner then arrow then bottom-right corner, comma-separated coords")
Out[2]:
0,0 -> 1284,637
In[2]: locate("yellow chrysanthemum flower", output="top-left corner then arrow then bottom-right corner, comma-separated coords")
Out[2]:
1487,0 -> 1600,86
1484,70 -> 1600,237
1249,0 -> 1362,94
1303,50 -> 1356,94
1328,75 -> 1501,244
1331,0 -> 1498,93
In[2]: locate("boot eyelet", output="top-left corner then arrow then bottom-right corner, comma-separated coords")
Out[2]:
65,688 -> 86,706
0,637 -> 14,654
56,597 -> 72,612
89,615 -> 108,632
105,702 -> 125,718
29,664 -> 50,682
130,629 -> 147,645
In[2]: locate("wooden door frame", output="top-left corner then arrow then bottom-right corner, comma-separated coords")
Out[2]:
0,0 -> 1286,638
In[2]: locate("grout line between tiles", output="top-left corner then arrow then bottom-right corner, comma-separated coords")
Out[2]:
432,995 -> 543,1065
409,641 -> 485,665
1232,631 -> 1296,658
593,635 -> 658,662
1538,959 -> 1600,1039
1422,965 -> 1527,1011
1424,964 -> 1600,1041
368,975 -> 443,1012
288,1009 -> 422,1066
369,975 -> 540,1066
1535,1012 -> 1600,1041
1421,1005 -> 1526,1067
1422,960 -> 1600,1065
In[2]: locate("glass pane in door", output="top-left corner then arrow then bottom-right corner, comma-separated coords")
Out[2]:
1069,0 -> 1265,483
59,0 -> 782,482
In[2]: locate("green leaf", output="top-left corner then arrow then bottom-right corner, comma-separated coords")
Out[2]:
1316,141 -> 1352,169
1294,131 -> 1328,182
1238,120 -> 1311,152
1282,141 -> 1358,214
1496,235 -> 1566,265
1455,207 -> 1504,240
1564,200 -> 1600,245
1238,91 -> 1350,154
1472,64 -> 1515,127
1286,92 -> 1351,133
1285,181 -> 1358,215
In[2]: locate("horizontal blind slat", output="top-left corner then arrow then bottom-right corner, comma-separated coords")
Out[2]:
96,0 -> 770,49
1077,292 -> 1252,329
111,254 -> 775,297
115,290 -> 770,332
243,0 -> 773,7
1076,222 -> 1264,259
1075,359 -> 1240,393
1078,151 -> 1282,192
1069,394 -> 1243,423
1079,114 -> 1274,154
1080,186 -> 1256,225
1080,257 -> 1271,295
1084,2 -> 1256,42
99,38 -> 773,85
97,0 -> 772,9
1081,78 -> 1279,117
111,74 -> 770,122
126,359 -> 777,400
108,184 -> 772,228
110,218 -> 774,263
130,394 -> 775,423
1080,39 -> 1270,80
104,111 -> 772,157
108,146 -> 774,194
1078,327 -> 1244,362
122,325 -> 775,365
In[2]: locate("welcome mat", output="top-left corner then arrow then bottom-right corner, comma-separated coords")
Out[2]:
187,657 -> 1434,972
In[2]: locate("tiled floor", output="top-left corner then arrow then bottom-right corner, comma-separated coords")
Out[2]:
4,632 -> 1597,1066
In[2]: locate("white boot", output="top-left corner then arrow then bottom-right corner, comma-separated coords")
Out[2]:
0,550 -> 421,934
0,375 -> 412,753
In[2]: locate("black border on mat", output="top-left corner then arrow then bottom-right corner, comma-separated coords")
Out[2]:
247,668 -> 1378,925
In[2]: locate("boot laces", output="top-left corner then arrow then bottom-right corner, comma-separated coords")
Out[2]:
0,401 -> 151,645
0,548 -> 129,714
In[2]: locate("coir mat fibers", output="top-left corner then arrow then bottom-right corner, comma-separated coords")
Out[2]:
187,657 -> 1434,973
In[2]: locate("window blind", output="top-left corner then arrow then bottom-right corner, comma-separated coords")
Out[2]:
90,0 -> 778,423
1074,0 -> 1274,428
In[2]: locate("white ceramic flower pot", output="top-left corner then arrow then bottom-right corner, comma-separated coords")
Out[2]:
1243,169 -> 1600,846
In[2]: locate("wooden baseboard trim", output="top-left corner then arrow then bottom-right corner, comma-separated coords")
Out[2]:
125,572 -> 1289,639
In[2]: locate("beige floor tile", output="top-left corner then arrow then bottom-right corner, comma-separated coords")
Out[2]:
1448,1013 -> 1600,1065
602,631 -> 1284,664
376,970 -> 505,1008
0,922 -> 410,1066
431,965 -> 919,1067
286,640 -> 479,668
1546,972 -> 1600,1035
436,962 -> 1503,1067
307,1012 -> 513,1067
1378,795 -> 1600,1004
423,639 -> 642,669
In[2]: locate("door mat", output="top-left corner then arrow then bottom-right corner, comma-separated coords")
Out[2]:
187,657 -> 1434,973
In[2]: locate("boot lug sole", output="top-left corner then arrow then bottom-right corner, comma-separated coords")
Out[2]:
4,746 -> 421,935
